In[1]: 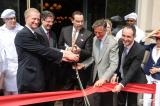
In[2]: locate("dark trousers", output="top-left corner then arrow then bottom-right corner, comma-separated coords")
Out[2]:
62,63 -> 92,106
63,78 -> 87,106
86,73 -> 113,106
117,91 -> 138,106
88,92 -> 113,106
0,89 -> 4,96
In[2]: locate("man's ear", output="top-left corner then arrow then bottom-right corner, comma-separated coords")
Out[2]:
71,19 -> 74,24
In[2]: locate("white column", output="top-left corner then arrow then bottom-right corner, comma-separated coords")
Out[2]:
137,0 -> 160,32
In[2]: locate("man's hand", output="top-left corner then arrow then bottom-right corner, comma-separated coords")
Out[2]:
110,74 -> 118,84
93,79 -> 106,87
71,44 -> 81,54
66,47 -> 73,51
112,83 -> 123,93
66,45 -> 81,54
72,63 -> 85,70
62,50 -> 79,62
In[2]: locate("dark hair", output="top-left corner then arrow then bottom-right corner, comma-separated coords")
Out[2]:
122,25 -> 136,37
41,10 -> 55,21
92,19 -> 107,29
72,11 -> 83,19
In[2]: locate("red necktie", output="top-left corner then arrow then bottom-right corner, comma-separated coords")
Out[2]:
47,31 -> 50,40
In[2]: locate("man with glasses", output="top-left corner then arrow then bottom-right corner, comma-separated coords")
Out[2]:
115,12 -> 145,44
35,10 -> 58,106
0,9 -> 23,95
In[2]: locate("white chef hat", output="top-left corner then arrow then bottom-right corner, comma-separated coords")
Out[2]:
1,9 -> 16,19
124,12 -> 137,21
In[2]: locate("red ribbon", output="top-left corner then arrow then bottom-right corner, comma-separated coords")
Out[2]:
0,83 -> 155,106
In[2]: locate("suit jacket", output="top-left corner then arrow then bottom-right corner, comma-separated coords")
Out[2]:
58,26 -> 93,62
14,26 -> 63,92
83,35 -> 119,82
35,26 -> 57,47
35,26 -> 59,91
117,41 -> 147,86
58,26 -> 93,79
144,44 -> 160,80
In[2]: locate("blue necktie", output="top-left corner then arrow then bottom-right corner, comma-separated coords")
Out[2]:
119,48 -> 128,78
98,40 -> 102,57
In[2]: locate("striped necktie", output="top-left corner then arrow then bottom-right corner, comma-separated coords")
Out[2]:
72,30 -> 77,46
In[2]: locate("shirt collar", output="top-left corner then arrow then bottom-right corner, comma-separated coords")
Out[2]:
125,41 -> 134,53
41,25 -> 48,34
72,27 -> 80,33
25,25 -> 35,34
101,33 -> 108,42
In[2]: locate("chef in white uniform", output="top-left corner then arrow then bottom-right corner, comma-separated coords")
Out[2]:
0,9 -> 23,95
115,12 -> 146,43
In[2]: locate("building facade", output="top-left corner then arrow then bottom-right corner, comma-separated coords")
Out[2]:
0,0 -> 159,34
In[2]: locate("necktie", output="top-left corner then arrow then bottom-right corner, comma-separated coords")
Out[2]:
97,39 -> 102,57
33,32 -> 38,39
100,40 -> 103,50
72,30 -> 77,46
47,31 -> 50,40
119,47 -> 128,78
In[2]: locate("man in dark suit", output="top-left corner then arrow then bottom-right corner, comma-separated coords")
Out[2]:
58,11 -> 93,106
35,10 -> 57,48
35,11 -> 58,93
14,8 -> 79,96
111,25 -> 147,106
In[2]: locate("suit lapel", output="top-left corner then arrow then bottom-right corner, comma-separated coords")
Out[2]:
25,26 -> 38,39
39,27 -> 49,46
124,42 -> 136,64
94,39 -> 101,62
75,29 -> 85,47
67,27 -> 73,46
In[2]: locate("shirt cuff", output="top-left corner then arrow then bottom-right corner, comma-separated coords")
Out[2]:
119,83 -> 124,87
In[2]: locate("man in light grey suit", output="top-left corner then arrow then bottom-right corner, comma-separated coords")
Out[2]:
76,19 -> 119,106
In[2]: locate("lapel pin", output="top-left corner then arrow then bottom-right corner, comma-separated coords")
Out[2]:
81,39 -> 84,42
